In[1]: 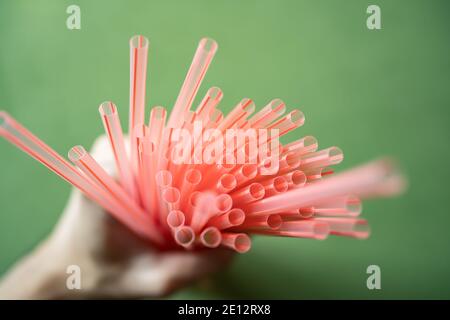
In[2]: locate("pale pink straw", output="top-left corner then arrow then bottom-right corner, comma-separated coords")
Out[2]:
245,159 -> 405,216
221,233 -> 251,253
166,210 -> 186,230
129,35 -> 149,176
167,38 -> 218,129
99,101 -> 137,200
195,87 -> 223,122
174,226 -> 195,249
199,227 -> 222,248
207,208 -> 246,230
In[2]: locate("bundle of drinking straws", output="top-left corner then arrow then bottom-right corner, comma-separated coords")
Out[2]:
0,35 -> 405,253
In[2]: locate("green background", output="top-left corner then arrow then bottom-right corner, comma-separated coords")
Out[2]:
1,0 -> 449,299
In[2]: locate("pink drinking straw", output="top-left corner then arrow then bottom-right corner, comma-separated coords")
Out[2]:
129,35 -> 149,176
284,170 -> 307,189
245,159 -> 405,216
148,106 -> 166,156
195,87 -> 223,122
309,195 -> 362,217
199,227 -> 222,248
166,210 -> 186,230
207,208 -> 246,230
67,146 -> 155,226
167,38 -> 218,129
266,109 -> 305,136
251,220 -> 330,240
215,194 -> 233,214
174,226 -> 195,249
277,151 -> 302,174
300,147 -> 344,171
314,217 -> 370,239
282,136 -> 318,156
261,176 -> 289,197
216,173 -> 237,193
99,101 -> 138,200
161,186 -> 180,213
230,183 -> 265,205
179,168 -> 202,209
216,98 -> 255,132
248,99 -> 286,128
234,164 -> 258,186
189,192 -> 219,232
239,214 -> 283,230
137,137 -> 157,214
281,208 -> 315,219
221,233 -> 251,253
0,112 -> 161,242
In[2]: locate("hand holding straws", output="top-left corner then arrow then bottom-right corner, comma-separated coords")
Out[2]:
0,35 -> 406,253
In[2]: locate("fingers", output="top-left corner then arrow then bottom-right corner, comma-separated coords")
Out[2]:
107,249 -> 234,298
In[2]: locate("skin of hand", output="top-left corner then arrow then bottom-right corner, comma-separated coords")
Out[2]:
0,135 -> 233,299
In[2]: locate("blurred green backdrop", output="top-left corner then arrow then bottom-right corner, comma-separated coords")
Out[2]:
1,0 -> 449,299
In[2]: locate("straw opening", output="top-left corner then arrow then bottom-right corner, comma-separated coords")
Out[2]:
234,234 -> 251,253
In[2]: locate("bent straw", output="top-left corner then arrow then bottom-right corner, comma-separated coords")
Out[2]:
129,35 -> 149,175
0,113 -> 161,242
245,159 -> 404,215
99,101 -> 137,200
207,208 -> 245,230
221,233 -> 251,253
199,227 -> 222,248
167,38 -> 218,129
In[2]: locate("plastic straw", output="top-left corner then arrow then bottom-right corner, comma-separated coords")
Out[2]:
174,226 -> 195,249
216,173 -> 237,193
99,101 -> 137,200
167,38 -> 218,129
230,183 -> 265,205
166,210 -> 186,229
315,217 -> 370,239
195,87 -> 223,122
245,159 -> 403,215
199,227 -> 222,248
248,99 -> 286,128
207,208 -> 245,230
129,35 -> 149,175
221,233 -> 251,253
